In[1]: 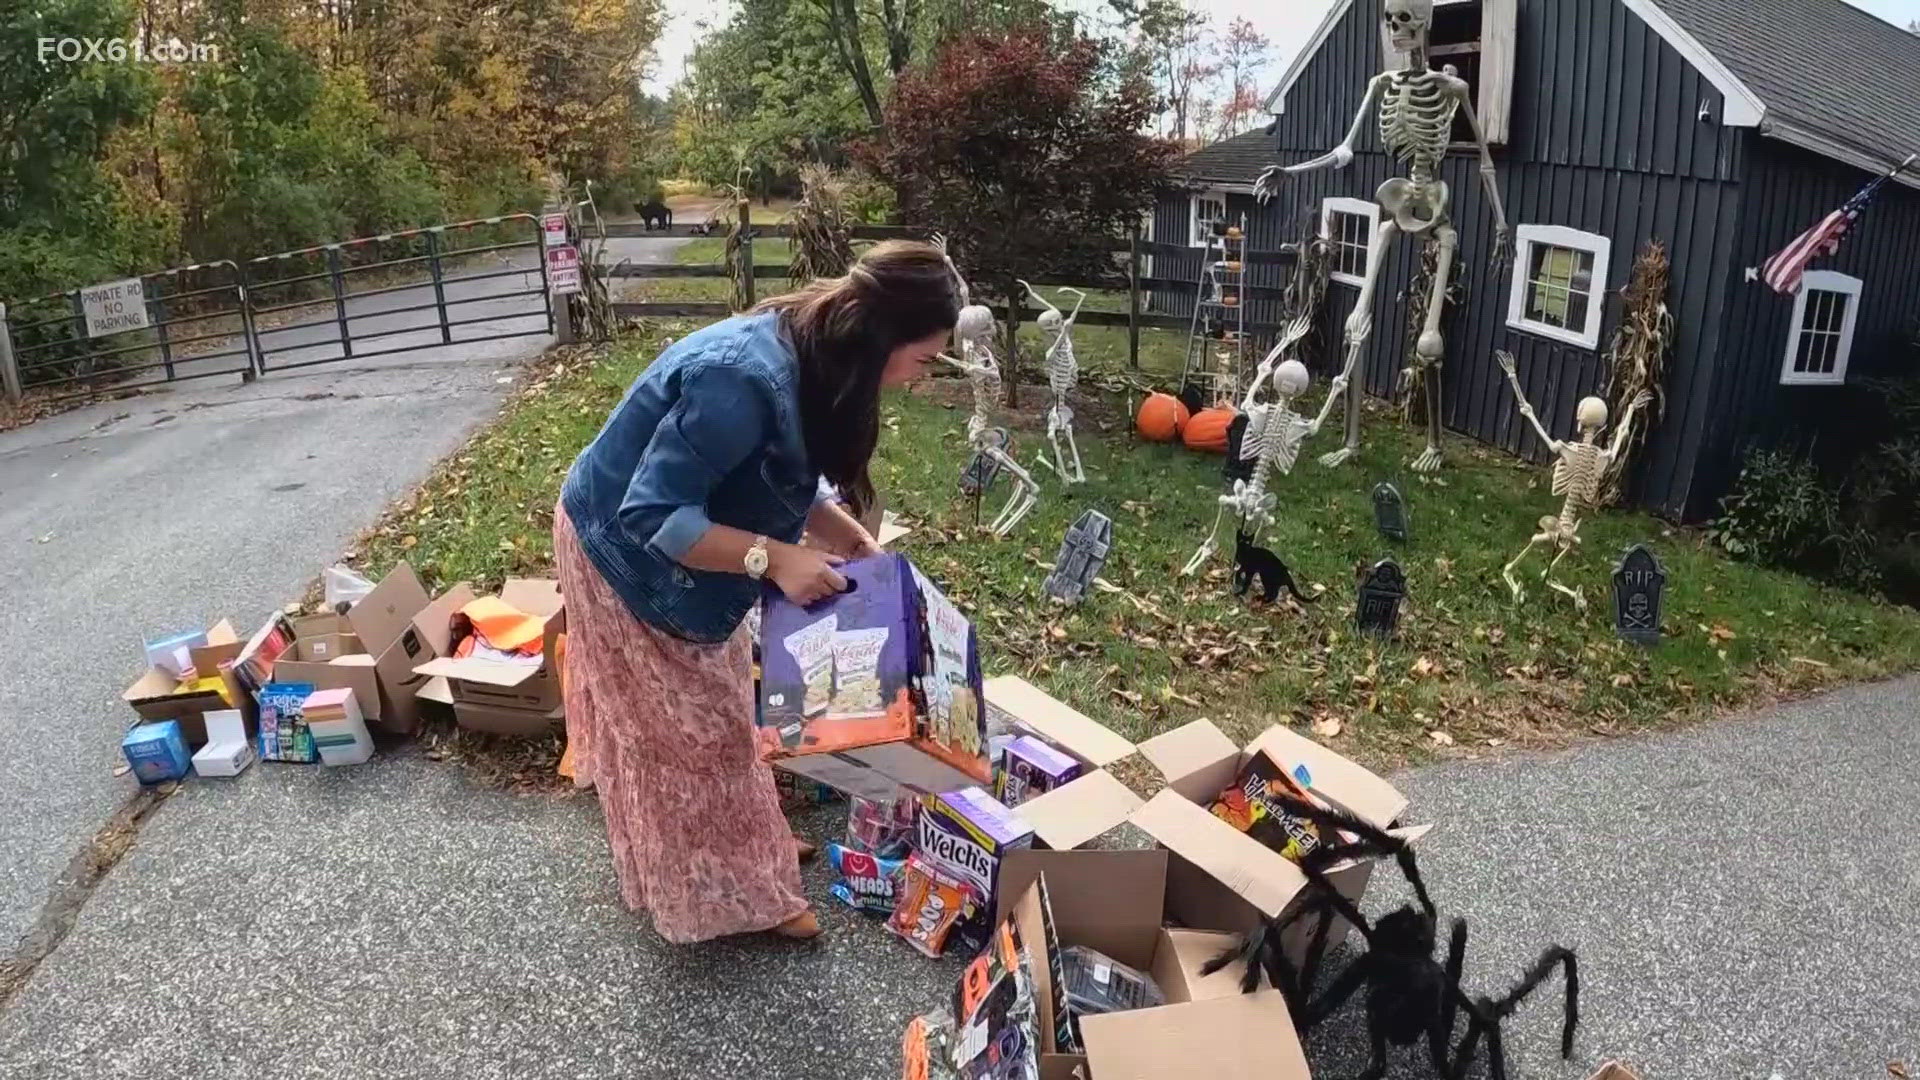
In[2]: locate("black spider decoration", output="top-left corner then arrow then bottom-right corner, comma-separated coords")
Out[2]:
1201,794 -> 1579,1080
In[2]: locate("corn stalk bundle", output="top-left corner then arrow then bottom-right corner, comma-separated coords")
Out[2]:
1599,240 -> 1674,505
788,165 -> 858,288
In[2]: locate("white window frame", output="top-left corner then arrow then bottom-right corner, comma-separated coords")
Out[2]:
1189,190 -> 1229,247
1506,224 -> 1612,350
1779,270 -> 1863,386
1321,197 -> 1381,288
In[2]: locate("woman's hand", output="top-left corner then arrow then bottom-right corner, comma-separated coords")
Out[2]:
768,543 -> 848,606
806,498 -> 882,560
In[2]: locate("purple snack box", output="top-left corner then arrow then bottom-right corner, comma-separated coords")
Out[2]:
917,786 -> 1034,948
757,554 -> 919,757
997,735 -> 1084,808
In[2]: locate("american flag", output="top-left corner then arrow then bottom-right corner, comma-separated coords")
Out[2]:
1761,153 -> 1917,295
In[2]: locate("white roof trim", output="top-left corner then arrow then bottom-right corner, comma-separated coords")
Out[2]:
1264,0 -> 1353,115
1621,0 -> 1765,127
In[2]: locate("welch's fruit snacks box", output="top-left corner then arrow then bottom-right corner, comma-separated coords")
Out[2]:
917,786 -> 1034,950
758,553 -> 990,791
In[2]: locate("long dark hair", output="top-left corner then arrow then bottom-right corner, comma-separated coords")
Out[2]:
755,240 -> 962,519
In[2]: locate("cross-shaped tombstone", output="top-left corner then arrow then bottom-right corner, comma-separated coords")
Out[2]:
1043,510 -> 1114,604
1356,559 -> 1406,639
1612,544 -> 1666,646
959,427 -> 1010,496
1373,482 -> 1408,542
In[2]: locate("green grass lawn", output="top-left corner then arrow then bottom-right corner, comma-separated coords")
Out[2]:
352,325 -> 1920,769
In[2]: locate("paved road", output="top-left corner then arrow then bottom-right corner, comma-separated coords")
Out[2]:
0,674 -> 1911,1079
0,231 -> 688,954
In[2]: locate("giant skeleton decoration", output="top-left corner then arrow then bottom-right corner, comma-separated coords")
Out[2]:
1183,316 -> 1341,601
934,236 -> 1040,537
1019,279 -> 1089,483
1256,0 -> 1510,474
1495,351 -> 1653,610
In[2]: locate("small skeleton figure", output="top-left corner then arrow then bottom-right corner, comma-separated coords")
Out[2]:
945,304 -> 1040,537
1496,351 -> 1653,610
1183,317 -> 1346,577
1255,0 -> 1510,474
1019,279 -> 1088,483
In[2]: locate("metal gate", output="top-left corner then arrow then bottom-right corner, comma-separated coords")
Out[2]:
246,214 -> 552,373
3,259 -> 257,398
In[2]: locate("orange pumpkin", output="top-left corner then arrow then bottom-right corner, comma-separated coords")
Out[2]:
1183,406 -> 1237,453
1226,225 -> 1243,240
1136,392 -> 1190,442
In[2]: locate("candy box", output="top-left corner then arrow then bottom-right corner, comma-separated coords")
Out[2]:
757,553 -> 989,794
121,720 -> 192,785
998,735 -> 1083,809
255,682 -> 318,763
918,786 -> 1034,949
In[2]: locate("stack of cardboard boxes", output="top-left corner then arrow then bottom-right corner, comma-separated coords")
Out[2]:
120,562 -> 569,776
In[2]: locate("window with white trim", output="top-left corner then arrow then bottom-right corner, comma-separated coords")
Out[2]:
1321,197 -> 1380,287
1506,224 -> 1612,350
1189,191 -> 1227,246
1780,271 -> 1862,385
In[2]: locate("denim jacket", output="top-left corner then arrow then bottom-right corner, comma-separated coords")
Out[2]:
561,312 -> 826,643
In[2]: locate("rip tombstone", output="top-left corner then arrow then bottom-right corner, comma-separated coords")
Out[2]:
1372,482 -> 1408,542
1043,510 -> 1114,604
1612,544 -> 1666,646
1356,559 -> 1406,638
959,427 -> 1010,496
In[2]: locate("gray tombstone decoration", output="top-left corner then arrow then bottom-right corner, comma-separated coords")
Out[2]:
1043,510 -> 1114,604
1372,482 -> 1408,542
959,427 -> 1011,496
1612,544 -> 1666,646
1355,559 -> 1406,638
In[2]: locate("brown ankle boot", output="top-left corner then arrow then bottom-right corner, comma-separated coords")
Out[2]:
793,833 -> 818,863
774,910 -> 822,939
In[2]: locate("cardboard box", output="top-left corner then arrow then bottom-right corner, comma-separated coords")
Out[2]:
346,562 -> 472,735
999,734 -> 1084,808
993,677 -> 1428,959
412,578 -> 562,726
756,554 -> 988,794
191,709 -> 254,777
451,701 -> 563,738
122,720 -> 192,785
123,620 -> 246,746
993,849 -> 1311,1080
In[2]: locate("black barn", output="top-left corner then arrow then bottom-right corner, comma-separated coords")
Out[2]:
1151,0 -> 1920,521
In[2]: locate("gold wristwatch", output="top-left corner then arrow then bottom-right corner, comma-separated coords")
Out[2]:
744,535 -> 771,580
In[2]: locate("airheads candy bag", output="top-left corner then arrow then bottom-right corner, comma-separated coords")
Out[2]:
827,842 -> 906,914
888,854 -> 980,959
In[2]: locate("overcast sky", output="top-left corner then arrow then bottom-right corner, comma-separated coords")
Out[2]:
643,0 -> 1920,94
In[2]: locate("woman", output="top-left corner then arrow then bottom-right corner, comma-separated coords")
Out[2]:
554,241 -> 962,943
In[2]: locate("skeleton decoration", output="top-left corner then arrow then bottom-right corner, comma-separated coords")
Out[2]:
1183,315 -> 1344,578
1256,0 -> 1510,474
932,234 -> 1039,537
1043,510 -> 1113,604
1495,351 -> 1653,610
1021,280 -> 1088,483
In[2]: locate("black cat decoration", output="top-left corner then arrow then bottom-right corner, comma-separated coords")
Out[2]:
638,200 -> 673,230
1232,531 -> 1318,605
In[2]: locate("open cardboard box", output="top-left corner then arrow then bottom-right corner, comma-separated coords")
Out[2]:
412,578 -> 564,735
994,849 -> 1310,1080
991,676 -> 1429,960
124,619 -> 249,746
345,563 -> 473,735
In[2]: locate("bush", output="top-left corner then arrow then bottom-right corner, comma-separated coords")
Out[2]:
1709,449 -> 1879,591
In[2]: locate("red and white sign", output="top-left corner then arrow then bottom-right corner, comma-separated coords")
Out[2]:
541,213 -> 569,248
547,245 -> 581,295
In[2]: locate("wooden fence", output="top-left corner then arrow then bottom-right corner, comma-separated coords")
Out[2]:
604,205 -> 1297,371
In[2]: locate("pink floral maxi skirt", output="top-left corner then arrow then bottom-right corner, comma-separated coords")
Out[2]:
553,506 -> 806,943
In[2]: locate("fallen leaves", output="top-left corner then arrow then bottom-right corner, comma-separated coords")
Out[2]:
1427,729 -> 1456,747
1312,716 -> 1343,739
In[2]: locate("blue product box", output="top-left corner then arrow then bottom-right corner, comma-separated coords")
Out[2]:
122,720 -> 192,785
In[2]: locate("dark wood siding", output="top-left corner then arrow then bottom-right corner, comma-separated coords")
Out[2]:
1241,0 -> 1747,518
1147,186 -> 1297,340
1701,137 -> 1920,518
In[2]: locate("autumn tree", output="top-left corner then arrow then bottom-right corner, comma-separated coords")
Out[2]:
1211,17 -> 1271,141
855,28 -> 1179,405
